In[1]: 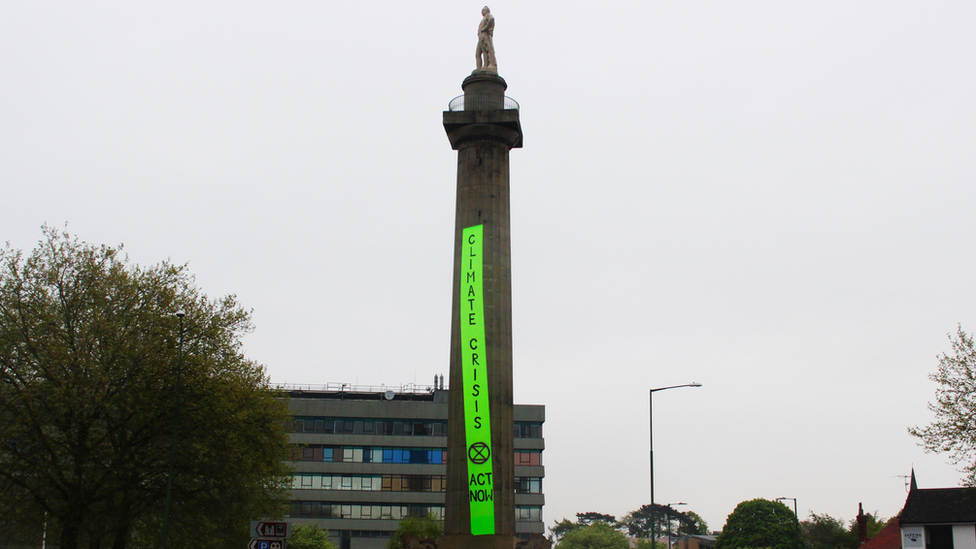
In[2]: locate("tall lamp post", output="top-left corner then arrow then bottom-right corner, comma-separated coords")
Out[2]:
161,311 -> 185,549
650,383 -> 702,546
776,497 -> 800,549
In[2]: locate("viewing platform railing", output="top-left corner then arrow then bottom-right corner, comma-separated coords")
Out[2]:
448,94 -> 520,112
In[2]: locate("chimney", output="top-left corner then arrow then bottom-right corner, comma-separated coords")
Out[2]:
857,503 -> 868,545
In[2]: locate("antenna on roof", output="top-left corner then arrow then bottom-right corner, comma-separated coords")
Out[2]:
894,474 -> 911,492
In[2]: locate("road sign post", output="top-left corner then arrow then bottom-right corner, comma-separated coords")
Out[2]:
250,521 -> 290,539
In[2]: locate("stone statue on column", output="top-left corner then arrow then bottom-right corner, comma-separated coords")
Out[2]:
475,6 -> 496,73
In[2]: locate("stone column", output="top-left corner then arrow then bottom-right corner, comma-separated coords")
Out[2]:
440,72 -> 523,549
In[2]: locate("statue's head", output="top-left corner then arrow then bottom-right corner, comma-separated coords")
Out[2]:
482,6 -> 490,15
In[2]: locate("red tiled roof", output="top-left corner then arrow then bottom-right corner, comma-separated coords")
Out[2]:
859,519 -> 902,549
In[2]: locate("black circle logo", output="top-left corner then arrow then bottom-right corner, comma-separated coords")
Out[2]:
468,442 -> 491,464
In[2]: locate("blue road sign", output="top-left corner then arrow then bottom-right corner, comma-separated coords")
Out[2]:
248,539 -> 285,549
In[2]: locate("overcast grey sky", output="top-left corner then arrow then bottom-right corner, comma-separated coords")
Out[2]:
2,0 -> 975,532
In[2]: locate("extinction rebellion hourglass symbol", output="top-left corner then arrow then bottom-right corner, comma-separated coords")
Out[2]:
468,442 -> 491,464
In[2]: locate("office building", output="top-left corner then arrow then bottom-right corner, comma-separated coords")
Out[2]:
285,383 -> 544,549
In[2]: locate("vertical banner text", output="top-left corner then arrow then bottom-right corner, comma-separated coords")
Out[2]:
460,224 -> 495,535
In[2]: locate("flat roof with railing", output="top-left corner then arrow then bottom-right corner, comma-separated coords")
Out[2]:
279,381 -> 444,394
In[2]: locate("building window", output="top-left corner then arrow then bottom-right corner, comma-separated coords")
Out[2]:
292,417 -> 448,437
515,477 -> 542,494
288,502 -> 445,520
291,474 -> 392,492
289,444 -> 500,466
516,506 -> 541,522
515,422 -> 542,438
515,450 -> 542,465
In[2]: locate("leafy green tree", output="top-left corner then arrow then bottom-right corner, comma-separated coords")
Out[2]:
800,513 -> 886,549
289,523 -> 337,549
800,511 -> 888,549
715,499 -> 797,549
620,504 -> 687,540
679,511 -> 710,536
620,505 -> 657,539
0,227 -> 292,549
558,521 -> 630,549
577,512 -> 617,526
387,514 -> 443,549
551,518 -> 583,543
801,513 -> 851,549
0,483 -> 45,547
910,326 -> 976,485
551,512 -> 619,543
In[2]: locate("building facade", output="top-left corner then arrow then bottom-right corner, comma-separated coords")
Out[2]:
899,474 -> 976,549
285,384 -> 545,549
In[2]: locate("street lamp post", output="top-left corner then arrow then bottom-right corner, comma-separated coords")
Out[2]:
666,502 -> 687,549
161,311 -> 185,549
650,383 -> 702,546
777,497 -> 800,549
